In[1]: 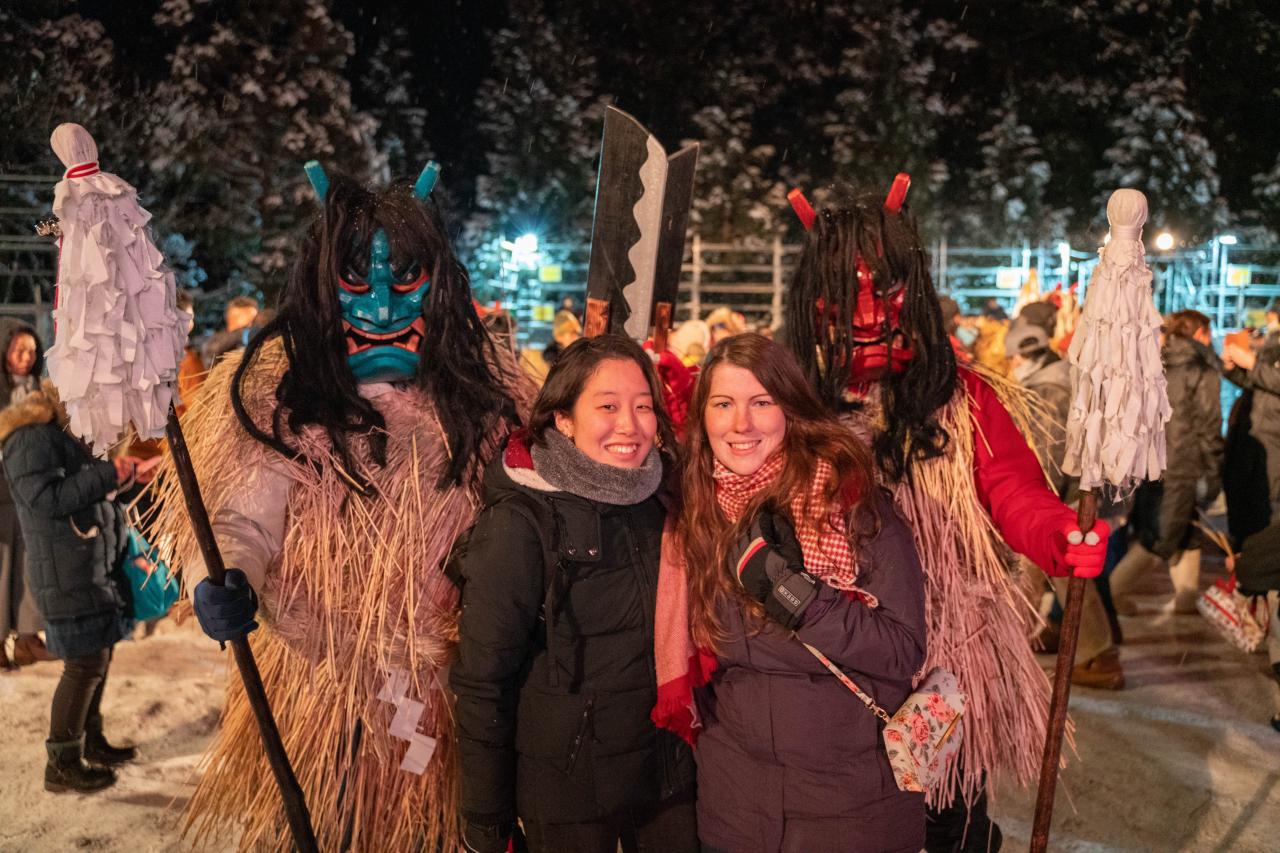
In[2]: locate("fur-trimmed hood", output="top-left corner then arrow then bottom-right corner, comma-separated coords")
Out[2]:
0,379 -> 62,445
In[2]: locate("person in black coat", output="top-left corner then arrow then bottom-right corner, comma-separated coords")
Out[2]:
1113,310 -> 1224,614
0,382 -> 138,793
0,317 -> 53,668
451,335 -> 697,853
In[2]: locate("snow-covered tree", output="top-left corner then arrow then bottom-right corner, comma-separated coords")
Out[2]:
357,23 -> 430,182
149,0 -> 377,293
1095,75 -> 1228,241
685,66 -> 787,241
963,99 -> 1067,244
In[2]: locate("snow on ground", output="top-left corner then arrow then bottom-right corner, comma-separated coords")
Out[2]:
1,555 -> 1277,852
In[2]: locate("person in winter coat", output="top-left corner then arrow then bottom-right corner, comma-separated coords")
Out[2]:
1007,319 -> 1123,687
1222,301 -> 1280,544
1228,521 -> 1280,733
679,334 -> 927,853
0,381 -> 138,793
1112,310 -> 1225,614
0,317 -> 55,669
451,334 -> 698,853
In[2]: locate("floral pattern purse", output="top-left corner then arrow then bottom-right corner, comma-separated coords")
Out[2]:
803,643 -> 966,792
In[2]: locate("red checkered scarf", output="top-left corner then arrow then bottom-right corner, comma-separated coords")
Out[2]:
712,452 -> 861,591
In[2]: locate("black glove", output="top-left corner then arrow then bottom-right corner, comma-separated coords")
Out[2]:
735,508 -> 821,630
193,568 -> 259,643
461,818 -> 514,853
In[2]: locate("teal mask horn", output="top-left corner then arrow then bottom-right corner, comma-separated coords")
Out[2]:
304,160 -> 330,202
413,161 -> 440,200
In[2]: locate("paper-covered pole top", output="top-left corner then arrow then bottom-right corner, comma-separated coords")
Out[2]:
1105,188 -> 1147,241
50,123 -> 99,172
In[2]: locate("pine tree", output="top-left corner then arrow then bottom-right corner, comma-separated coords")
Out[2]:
1096,75 -> 1228,241
966,99 -> 1066,244
149,0 -> 377,294
684,65 -> 787,242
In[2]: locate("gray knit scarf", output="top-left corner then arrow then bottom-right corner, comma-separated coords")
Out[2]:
531,428 -> 663,506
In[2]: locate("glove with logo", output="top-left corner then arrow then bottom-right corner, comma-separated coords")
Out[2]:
734,508 -> 822,630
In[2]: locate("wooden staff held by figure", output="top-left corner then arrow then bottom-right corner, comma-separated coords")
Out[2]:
1030,188 -> 1171,852
44,123 -> 317,852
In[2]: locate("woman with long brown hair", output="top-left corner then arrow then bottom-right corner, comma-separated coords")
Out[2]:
680,333 -> 927,853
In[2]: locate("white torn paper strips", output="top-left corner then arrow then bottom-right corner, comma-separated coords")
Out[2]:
377,667 -> 440,776
1063,188 -> 1171,493
47,123 -> 187,456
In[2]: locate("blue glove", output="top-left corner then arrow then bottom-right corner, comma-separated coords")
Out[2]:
193,569 -> 259,643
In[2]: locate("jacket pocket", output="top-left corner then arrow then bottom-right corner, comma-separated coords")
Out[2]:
515,688 -> 593,774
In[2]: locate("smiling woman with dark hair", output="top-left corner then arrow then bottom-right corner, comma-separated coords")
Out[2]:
451,334 -> 698,853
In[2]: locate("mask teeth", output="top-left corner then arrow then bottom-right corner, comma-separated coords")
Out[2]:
787,188 -> 816,231
884,172 -> 910,213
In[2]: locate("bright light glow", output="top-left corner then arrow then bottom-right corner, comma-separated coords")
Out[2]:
1057,242 -> 1070,256
514,233 -> 539,254
1217,234 -> 1238,245
1104,233 -> 1111,245
1154,232 -> 1175,251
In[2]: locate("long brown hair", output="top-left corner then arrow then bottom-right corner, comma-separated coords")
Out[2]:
679,333 -> 877,649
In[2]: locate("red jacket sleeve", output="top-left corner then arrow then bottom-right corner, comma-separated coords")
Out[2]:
961,369 -> 1075,575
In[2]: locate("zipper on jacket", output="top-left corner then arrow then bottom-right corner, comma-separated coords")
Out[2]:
566,695 -> 595,773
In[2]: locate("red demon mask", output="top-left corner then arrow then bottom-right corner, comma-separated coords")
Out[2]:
849,256 -> 914,380
792,174 -> 916,383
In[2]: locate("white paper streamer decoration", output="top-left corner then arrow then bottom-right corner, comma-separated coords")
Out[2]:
1063,188 -> 1171,493
46,123 -> 187,455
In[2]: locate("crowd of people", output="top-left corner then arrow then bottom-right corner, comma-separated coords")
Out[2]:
6,170 -> 1278,853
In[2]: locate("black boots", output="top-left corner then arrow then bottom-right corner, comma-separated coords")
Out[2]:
84,717 -> 137,766
44,738 -> 116,794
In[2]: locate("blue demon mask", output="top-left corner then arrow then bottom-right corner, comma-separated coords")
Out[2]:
305,159 -> 439,383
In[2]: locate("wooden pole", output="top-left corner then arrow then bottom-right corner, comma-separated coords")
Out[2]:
164,408 -> 319,853
1030,490 -> 1098,852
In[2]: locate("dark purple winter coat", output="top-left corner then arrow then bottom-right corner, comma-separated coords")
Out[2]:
695,499 -> 927,853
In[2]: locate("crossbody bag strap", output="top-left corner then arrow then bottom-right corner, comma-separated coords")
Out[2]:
801,642 -> 892,724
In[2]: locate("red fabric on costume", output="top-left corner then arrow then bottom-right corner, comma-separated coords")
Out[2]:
961,369 -> 1076,577
655,350 -> 695,438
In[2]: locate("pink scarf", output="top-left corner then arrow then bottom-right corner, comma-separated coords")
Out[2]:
652,452 -> 866,746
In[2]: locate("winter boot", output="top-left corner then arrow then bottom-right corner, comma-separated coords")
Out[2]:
1109,542 -> 1156,614
1071,648 -> 1125,690
1168,548 -> 1202,614
12,633 -> 56,666
84,717 -> 137,766
44,738 -> 116,793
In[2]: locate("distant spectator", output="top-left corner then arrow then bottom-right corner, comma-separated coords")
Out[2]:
938,296 -> 971,362
1229,522 -> 1280,732
1014,300 -> 1058,339
201,295 -> 260,365
1222,299 -> 1280,545
704,307 -> 746,345
1113,310 -> 1223,616
0,382 -> 139,793
668,319 -> 710,366
175,290 -> 206,414
541,309 -> 583,370
981,297 -> 1008,321
0,318 -> 53,669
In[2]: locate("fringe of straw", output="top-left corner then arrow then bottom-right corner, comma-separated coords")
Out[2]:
845,372 -> 1069,808
144,340 -> 532,851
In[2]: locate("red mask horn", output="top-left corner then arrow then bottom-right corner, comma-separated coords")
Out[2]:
788,188 -> 816,231
884,172 -> 910,213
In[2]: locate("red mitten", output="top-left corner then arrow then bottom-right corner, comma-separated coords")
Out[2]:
1052,518 -> 1111,578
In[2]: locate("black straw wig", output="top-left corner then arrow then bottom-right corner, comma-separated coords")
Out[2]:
231,171 -> 520,491
783,187 -> 956,483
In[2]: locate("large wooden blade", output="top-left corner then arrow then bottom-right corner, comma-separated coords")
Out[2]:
651,143 -> 698,352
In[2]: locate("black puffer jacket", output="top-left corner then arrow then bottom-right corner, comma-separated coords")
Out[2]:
0,383 -> 126,625
450,434 -> 694,827
1163,335 -> 1224,486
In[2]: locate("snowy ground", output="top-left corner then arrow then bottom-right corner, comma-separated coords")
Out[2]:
1,557 -> 1277,852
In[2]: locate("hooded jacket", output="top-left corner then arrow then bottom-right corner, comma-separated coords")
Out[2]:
0,381 -> 126,627
450,432 -> 694,827
1162,335 -> 1224,486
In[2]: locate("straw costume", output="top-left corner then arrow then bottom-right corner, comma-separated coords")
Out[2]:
783,184 -> 1106,851
148,163 -> 531,851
